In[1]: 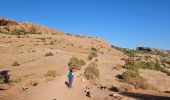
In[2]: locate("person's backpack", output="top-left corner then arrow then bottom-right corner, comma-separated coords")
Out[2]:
68,72 -> 73,79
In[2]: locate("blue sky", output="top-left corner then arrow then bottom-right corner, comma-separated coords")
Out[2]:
0,0 -> 170,49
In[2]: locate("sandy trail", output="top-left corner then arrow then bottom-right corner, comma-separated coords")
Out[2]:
21,68 -> 90,100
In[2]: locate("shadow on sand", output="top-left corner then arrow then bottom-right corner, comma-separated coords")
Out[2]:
65,81 -> 69,88
119,92 -> 170,100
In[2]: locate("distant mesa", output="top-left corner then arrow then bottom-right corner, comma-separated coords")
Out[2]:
0,18 -> 64,35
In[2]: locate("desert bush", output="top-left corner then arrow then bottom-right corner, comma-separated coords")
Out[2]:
154,62 -> 164,71
12,61 -> 20,66
84,62 -> 100,81
124,60 -> 140,71
68,56 -> 86,70
122,70 -> 139,79
88,51 -> 98,60
45,70 -> 57,77
79,59 -> 86,66
45,52 -> 54,57
91,47 -> 98,52
111,45 -> 150,56
0,70 -> 10,84
91,51 -> 97,57
121,70 -> 149,89
124,59 -> 166,73
44,70 -> 57,81
13,29 -> 27,35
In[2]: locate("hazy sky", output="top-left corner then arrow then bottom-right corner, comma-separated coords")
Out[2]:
1,0 -> 170,49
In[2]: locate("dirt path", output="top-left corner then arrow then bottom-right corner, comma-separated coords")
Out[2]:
21,72 -> 88,100
20,60 -> 94,100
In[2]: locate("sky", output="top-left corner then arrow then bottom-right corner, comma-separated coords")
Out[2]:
0,0 -> 170,50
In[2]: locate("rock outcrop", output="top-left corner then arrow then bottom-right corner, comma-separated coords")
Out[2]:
0,18 -> 64,35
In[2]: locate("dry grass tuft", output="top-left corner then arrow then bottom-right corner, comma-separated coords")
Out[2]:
84,62 -> 100,84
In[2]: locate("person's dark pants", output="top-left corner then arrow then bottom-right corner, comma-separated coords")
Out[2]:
68,78 -> 73,88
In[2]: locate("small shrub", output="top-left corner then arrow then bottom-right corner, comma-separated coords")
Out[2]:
122,70 -> 139,79
12,61 -> 20,66
79,59 -> 86,66
91,51 -> 97,57
68,56 -> 86,70
124,59 -> 166,73
84,62 -> 100,81
111,45 -> 149,56
13,29 -> 27,35
45,52 -> 54,57
45,70 -> 57,77
44,70 -> 57,81
154,62 -> 164,72
121,70 -> 149,89
124,60 -> 140,71
91,47 -> 98,52
88,51 -> 98,60
0,70 -> 10,84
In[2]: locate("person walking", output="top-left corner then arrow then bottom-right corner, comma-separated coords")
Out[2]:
68,69 -> 74,88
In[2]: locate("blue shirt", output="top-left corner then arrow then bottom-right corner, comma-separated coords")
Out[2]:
68,72 -> 73,79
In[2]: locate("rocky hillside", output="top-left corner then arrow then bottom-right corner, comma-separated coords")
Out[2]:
0,18 -> 64,35
111,45 -> 170,91
0,18 -> 170,100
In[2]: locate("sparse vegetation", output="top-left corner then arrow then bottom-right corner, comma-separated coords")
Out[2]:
13,29 -> 27,35
88,51 -> 98,60
68,56 -> 86,70
122,70 -> 139,78
0,70 -> 10,84
44,70 -> 57,81
124,59 -> 170,76
79,59 -> 86,66
111,45 -> 150,56
84,62 -> 100,84
121,70 -> 149,89
12,61 -> 20,66
45,52 -> 54,57
91,47 -> 98,52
